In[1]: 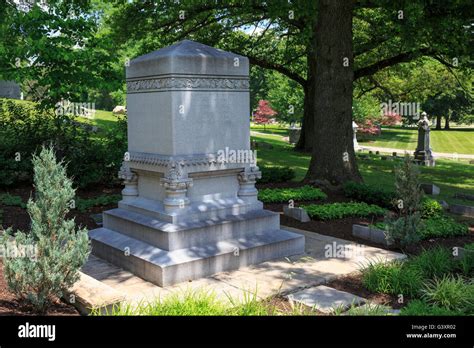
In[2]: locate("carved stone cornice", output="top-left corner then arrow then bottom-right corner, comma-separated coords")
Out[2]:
238,166 -> 262,183
126,75 -> 249,93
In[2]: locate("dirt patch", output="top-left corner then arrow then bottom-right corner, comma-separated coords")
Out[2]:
0,260 -> 79,316
326,272 -> 404,309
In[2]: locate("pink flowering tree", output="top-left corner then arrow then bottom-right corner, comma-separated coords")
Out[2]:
253,100 -> 277,130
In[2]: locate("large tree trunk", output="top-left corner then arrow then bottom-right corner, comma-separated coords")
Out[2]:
305,0 -> 362,185
295,32 -> 317,152
435,114 -> 442,130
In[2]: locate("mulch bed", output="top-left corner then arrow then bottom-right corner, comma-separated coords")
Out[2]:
0,260 -> 79,316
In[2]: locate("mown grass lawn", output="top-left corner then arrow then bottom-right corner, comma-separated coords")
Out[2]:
361,127 -> 474,155
252,133 -> 474,206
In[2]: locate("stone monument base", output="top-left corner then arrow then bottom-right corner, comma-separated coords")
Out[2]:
89,204 -> 304,287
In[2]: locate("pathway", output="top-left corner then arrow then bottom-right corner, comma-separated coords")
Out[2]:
71,227 -> 405,313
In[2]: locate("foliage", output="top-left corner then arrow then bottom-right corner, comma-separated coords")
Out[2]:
361,259 -> 423,297
301,202 -> 386,221
0,147 -> 90,312
267,71 -> 304,124
419,216 -> 468,239
420,198 -> 443,219
421,275 -> 474,313
258,186 -> 327,203
75,195 -> 122,213
0,99 -> 127,188
0,193 -> 26,208
380,113 -> 402,126
385,155 -> 424,246
400,299 -> 462,316
253,100 -> 277,128
407,247 -> 457,279
257,166 -> 295,184
92,289 -> 302,316
343,181 -> 396,209
458,243 -> 474,276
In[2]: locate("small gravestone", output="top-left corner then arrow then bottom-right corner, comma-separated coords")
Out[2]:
352,224 -> 392,246
376,151 -> 380,155
88,40 -> 304,287
470,160 -> 474,165
454,193 -> 474,202
449,204 -> 474,218
0,80 -> 21,99
420,183 -> 440,195
288,126 -> 301,145
414,112 -> 435,166
352,121 -> 359,150
392,152 -> 397,157
283,206 -> 310,222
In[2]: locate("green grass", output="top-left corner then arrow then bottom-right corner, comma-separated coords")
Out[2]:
362,126 -> 474,154
251,134 -> 474,206
250,123 -> 289,136
92,288 -> 310,316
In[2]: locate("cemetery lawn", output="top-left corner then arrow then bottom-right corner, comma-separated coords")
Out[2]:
360,127 -> 474,155
252,134 -> 474,207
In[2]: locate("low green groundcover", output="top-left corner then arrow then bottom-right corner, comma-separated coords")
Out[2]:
301,202 -> 386,220
258,185 -> 327,203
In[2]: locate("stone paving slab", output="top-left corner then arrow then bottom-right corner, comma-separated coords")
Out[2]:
287,285 -> 366,313
72,227 -> 405,314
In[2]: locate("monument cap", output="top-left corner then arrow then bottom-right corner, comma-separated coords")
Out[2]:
126,40 -> 249,79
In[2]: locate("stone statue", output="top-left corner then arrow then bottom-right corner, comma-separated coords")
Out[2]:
414,112 -> 435,166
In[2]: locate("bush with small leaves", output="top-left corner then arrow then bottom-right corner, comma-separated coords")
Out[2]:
258,186 -> 327,203
0,147 -> 90,312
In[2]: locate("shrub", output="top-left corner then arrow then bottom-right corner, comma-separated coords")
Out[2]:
0,193 -> 26,208
302,202 -> 386,221
361,259 -> 423,297
385,155 -> 424,246
406,247 -> 457,279
419,216 -> 468,239
258,165 -> 295,184
421,275 -> 474,313
458,243 -> 474,276
258,186 -> 327,203
400,300 -> 462,316
420,198 -> 443,219
342,181 -> 396,209
0,147 -> 90,312
0,98 -> 127,188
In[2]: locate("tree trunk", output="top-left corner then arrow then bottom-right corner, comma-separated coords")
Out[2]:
435,114 -> 442,130
305,0 -> 362,185
295,35 -> 317,153
444,114 -> 450,129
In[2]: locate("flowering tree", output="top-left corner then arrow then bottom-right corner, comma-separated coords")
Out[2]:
381,112 -> 402,126
253,100 -> 277,130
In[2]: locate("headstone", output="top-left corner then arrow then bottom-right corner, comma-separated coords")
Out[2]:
0,80 -> 21,99
352,121 -> 359,150
283,206 -> 311,222
88,40 -> 304,287
288,126 -> 301,145
376,151 -> 380,155
449,204 -> 474,218
113,105 -> 127,114
469,160 -> 474,165
352,224 -> 392,246
454,193 -> 474,202
420,183 -> 440,195
392,152 -> 397,157
414,112 -> 435,166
